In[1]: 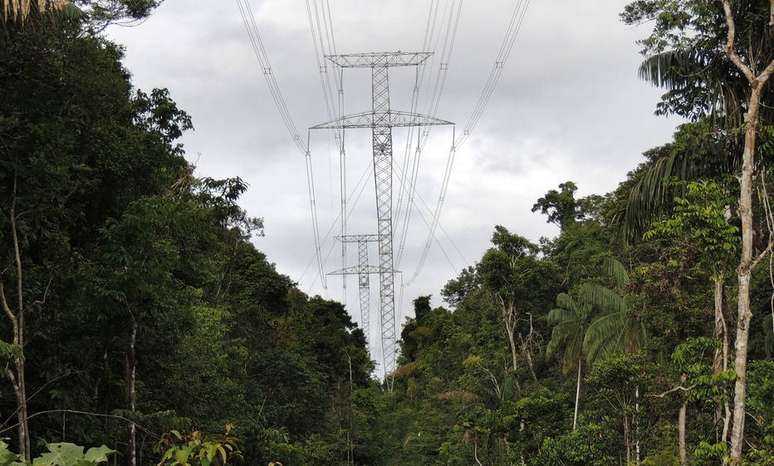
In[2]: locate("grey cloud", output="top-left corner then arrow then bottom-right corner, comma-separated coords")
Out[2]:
108,0 -> 682,358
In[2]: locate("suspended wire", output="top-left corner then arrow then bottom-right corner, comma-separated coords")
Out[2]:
456,0 -> 530,147
395,0 -> 463,269
299,159 -> 373,285
394,0 -> 440,236
305,0 -> 348,296
306,160 -> 374,290
408,0 -> 531,285
235,0 -> 326,288
392,157 -> 458,275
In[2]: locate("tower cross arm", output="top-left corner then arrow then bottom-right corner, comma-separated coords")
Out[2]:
326,51 -> 433,68
328,265 -> 399,276
336,234 -> 380,243
311,111 -> 453,130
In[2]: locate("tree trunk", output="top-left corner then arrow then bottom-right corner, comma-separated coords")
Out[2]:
635,385 -> 641,465
6,366 -> 30,463
126,318 -> 137,466
506,327 -> 518,374
0,180 -> 31,462
678,399 -> 687,466
678,374 -> 688,466
523,345 -> 538,382
573,360 -> 581,431
720,3 -> 774,462
729,82 -> 764,465
711,275 -> 731,444
624,411 -> 631,466
712,275 -> 727,374
501,300 -> 521,380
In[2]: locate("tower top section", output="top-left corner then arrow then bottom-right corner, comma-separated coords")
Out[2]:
325,51 -> 433,68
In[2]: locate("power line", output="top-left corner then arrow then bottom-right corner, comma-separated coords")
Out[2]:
408,0 -> 531,285
300,159 -> 373,286
305,0 -> 348,299
235,0 -> 327,289
395,0 -> 464,269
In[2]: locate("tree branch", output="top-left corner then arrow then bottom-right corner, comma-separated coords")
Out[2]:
722,0 -> 774,86
722,0 -> 756,82
0,409 -> 159,439
0,281 -> 19,344
750,241 -> 774,271
648,384 -> 696,398
31,277 -> 53,308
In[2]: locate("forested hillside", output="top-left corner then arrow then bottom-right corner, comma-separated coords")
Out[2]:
1,1 -> 773,466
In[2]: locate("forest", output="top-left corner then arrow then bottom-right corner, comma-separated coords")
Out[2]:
0,0 -> 773,465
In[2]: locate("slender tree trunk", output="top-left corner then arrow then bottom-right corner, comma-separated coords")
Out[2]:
501,299 -> 522,392
126,318 -> 137,466
678,400 -> 687,466
635,385 -> 641,465
729,82 -> 763,465
624,412 -> 631,466
523,345 -> 538,382
712,276 -> 727,375
573,360 -> 581,431
521,314 -> 538,382
6,366 -> 30,462
0,179 -> 31,462
473,435 -> 483,466
720,3 -> 774,462
506,326 -> 518,374
678,375 -> 688,466
711,275 -> 731,444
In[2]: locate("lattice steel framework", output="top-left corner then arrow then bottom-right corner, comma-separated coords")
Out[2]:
329,234 -> 380,343
312,51 -> 453,376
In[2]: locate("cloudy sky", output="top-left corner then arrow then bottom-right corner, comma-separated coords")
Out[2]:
108,0 -> 681,360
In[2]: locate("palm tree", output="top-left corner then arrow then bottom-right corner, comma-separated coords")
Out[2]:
546,293 -> 592,431
578,258 -> 646,360
547,258 -> 647,433
578,258 -> 646,464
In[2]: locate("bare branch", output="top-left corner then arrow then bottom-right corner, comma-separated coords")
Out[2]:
722,0 -> 756,82
0,282 -> 18,344
0,409 -> 159,439
722,0 -> 774,87
31,277 -> 53,308
751,241 -> 774,270
648,384 -> 697,398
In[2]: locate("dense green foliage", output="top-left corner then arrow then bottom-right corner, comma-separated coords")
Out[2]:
0,7 -> 370,466
0,1 -> 772,465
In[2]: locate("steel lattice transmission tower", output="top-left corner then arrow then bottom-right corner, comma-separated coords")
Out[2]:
312,51 -> 453,375
329,234 -> 380,343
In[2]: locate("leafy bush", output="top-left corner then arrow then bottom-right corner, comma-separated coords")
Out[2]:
0,440 -> 113,466
156,425 -> 240,466
533,423 -> 615,466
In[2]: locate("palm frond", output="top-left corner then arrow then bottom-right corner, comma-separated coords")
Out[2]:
583,312 -> 625,364
638,48 -> 705,91
1,0 -> 66,22
603,257 -> 630,288
560,333 -> 583,374
578,283 -> 628,315
547,307 -> 578,325
555,293 -> 577,313
546,321 -> 578,359
619,149 -> 691,240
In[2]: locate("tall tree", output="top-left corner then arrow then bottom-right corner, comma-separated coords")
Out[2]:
622,2 -> 773,460
720,2 -> 774,460
478,226 -> 554,386
546,293 -> 592,431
